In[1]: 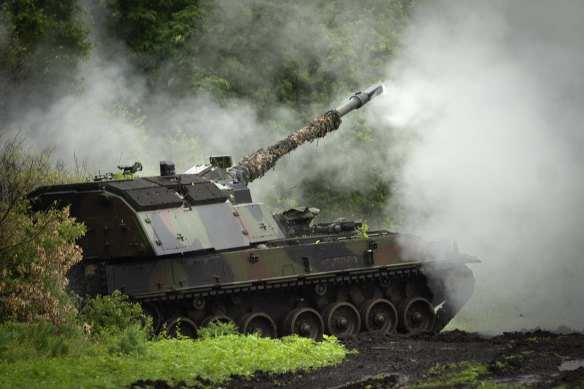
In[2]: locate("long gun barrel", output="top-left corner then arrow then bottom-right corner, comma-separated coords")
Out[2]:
229,83 -> 383,184
335,83 -> 384,117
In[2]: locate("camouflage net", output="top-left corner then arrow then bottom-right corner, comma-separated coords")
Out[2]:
229,110 -> 342,184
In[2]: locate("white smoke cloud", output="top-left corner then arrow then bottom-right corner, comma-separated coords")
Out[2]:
15,58 -> 147,170
5,0 -> 383,178
372,0 -> 584,332
6,53 -> 267,176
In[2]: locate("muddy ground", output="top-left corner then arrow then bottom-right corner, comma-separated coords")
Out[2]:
134,329 -> 584,388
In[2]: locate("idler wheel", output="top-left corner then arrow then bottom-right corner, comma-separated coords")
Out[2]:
322,302 -> 361,336
283,308 -> 324,341
165,316 -> 198,339
360,298 -> 398,334
238,312 -> 277,338
141,302 -> 161,333
201,314 -> 235,328
399,297 -> 436,334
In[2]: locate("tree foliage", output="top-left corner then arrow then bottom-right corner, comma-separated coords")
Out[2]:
0,0 -> 91,115
0,201 -> 84,324
0,132 -> 85,325
101,0 -> 207,95
99,0 -> 415,112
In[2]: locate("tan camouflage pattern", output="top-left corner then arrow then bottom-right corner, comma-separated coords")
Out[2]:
229,110 -> 342,183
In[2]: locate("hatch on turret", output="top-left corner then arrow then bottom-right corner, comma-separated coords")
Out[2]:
139,202 -> 249,255
232,203 -> 285,242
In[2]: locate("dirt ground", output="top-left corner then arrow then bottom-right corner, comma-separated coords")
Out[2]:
133,329 -> 584,389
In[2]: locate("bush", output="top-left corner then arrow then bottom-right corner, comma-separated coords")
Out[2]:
197,320 -> 240,339
108,323 -> 147,356
0,132 -> 86,325
0,203 -> 85,324
80,290 -> 148,339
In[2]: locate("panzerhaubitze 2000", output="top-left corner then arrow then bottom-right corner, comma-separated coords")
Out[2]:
29,83 -> 478,339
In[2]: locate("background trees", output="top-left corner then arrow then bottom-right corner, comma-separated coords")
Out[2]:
1,0 -> 417,228
0,0 -> 90,117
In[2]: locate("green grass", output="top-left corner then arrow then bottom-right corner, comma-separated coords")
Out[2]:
416,361 -> 489,388
0,333 -> 350,389
414,353 -> 545,389
414,360 -> 531,389
1,293 -> 352,388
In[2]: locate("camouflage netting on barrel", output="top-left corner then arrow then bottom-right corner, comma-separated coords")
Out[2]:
229,110 -> 342,184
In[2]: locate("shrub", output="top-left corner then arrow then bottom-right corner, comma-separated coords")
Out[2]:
0,132 -> 86,325
0,203 -> 85,324
80,290 -> 148,339
197,320 -> 240,339
108,323 -> 147,356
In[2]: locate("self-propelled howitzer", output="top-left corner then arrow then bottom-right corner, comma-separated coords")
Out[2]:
29,83 -> 478,340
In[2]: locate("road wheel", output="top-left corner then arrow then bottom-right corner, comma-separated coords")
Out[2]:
238,312 -> 277,338
323,302 -> 361,336
283,307 -> 324,341
360,298 -> 398,334
399,297 -> 435,333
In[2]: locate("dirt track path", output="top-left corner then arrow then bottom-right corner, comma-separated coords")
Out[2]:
131,330 -> 584,388
224,330 -> 584,388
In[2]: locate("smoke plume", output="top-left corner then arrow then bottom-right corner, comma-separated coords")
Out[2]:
371,0 -> 584,332
2,0 -> 405,178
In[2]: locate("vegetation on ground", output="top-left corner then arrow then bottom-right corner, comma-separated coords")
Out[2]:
416,361 -> 490,388
0,318 -> 350,389
414,360 -> 532,389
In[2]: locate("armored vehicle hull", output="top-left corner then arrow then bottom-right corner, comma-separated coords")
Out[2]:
29,83 -> 478,339
30,172 -> 477,339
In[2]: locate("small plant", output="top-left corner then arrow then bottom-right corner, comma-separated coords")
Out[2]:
80,290 -> 148,339
155,322 -> 169,341
197,321 -> 239,339
356,223 -> 369,239
108,324 -> 147,356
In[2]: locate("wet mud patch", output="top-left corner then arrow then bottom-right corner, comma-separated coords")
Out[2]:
222,330 -> 584,388
547,367 -> 584,388
130,330 -> 584,388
